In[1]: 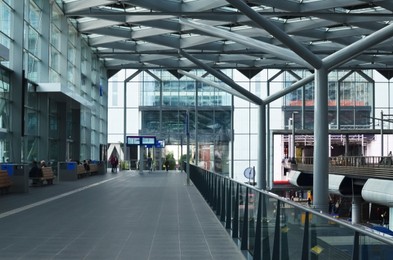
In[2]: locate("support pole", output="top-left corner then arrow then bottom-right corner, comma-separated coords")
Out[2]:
381,110 -> 384,157
313,67 -> 329,212
258,105 -> 266,190
351,196 -> 362,224
292,112 -> 296,163
139,146 -> 144,173
186,110 -> 190,185
123,80 -> 127,166
123,70 -> 142,168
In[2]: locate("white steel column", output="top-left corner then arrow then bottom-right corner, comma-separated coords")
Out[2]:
313,67 -> 329,212
123,70 -> 142,168
351,196 -> 362,224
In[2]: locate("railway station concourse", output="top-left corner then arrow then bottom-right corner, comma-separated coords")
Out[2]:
1,0 -> 393,259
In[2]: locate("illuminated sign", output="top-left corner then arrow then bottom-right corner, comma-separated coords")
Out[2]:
127,136 -> 140,145
127,136 -> 157,146
141,136 -> 156,145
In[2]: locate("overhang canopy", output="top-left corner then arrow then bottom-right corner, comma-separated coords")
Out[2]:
37,83 -> 94,109
61,0 -> 393,71
288,170 -> 313,188
289,171 -> 362,196
362,178 -> 393,207
0,43 -> 9,61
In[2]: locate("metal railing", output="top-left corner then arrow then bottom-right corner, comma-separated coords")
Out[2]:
300,156 -> 393,167
188,163 -> 393,260
296,156 -> 393,180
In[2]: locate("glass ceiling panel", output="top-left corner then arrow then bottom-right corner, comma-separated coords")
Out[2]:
60,0 -> 393,70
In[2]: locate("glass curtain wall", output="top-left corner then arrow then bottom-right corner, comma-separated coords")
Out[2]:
108,68 -> 393,181
48,99 -> 59,163
0,0 -> 11,68
24,0 -> 42,82
0,67 -> 10,162
49,3 -> 62,82
22,0 -> 43,162
24,81 -> 39,162
140,70 -> 232,174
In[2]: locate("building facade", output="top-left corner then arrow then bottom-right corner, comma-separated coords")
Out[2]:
0,0 -> 108,164
108,68 -> 393,184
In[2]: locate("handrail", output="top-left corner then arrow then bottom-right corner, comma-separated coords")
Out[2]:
297,155 -> 393,168
187,163 -> 393,260
293,155 -> 393,180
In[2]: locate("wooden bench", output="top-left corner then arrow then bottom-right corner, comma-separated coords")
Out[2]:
0,170 -> 12,194
89,164 -> 98,175
77,164 -> 88,178
31,167 -> 55,186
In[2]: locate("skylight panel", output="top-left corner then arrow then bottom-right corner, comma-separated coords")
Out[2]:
327,25 -> 358,32
230,25 -> 253,31
76,17 -> 96,23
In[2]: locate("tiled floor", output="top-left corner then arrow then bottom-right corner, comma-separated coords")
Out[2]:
0,170 -> 245,260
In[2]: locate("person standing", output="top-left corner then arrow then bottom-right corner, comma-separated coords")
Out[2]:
29,160 -> 43,185
164,159 -> 169,172
110,155 -> 118,173
147,156 -> 153,171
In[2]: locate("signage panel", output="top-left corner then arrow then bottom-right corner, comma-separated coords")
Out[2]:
127,136 -> 140,145
141,136 -> 156,145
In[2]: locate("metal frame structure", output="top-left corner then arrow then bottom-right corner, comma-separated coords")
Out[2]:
63,0 -> 393,211
63,0 -> 393,71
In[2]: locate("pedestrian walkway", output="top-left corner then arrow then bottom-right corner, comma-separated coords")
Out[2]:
0,170 -> 245,260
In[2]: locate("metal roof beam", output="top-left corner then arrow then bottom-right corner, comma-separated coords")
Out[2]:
65,0 -> 116,14
177,70 -> 254,103
227,0 -> 322,69
179,18 -> 313,69
179,50 -> 263,105
324,22 -> 393,70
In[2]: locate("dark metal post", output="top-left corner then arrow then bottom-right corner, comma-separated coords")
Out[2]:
220,178 -> 226,222
302,212 -> 310,260
352,231 -> 360,260
272,200 -> 281,260
262,194 -> 271,259
225,180 -> 232,229
232,183 -> 239,238
253,192 -> 263,260
241,187 -> 249,250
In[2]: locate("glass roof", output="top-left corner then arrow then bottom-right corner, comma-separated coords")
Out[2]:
62,0 -> 393,70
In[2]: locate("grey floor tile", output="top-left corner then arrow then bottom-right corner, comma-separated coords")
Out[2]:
0,171 -> 245,260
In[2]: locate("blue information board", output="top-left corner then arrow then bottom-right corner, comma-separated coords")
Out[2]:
127,136 -> 141,145
141,136 -> 156,145
127,136 -> 156,146
155,139 -> 165,148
